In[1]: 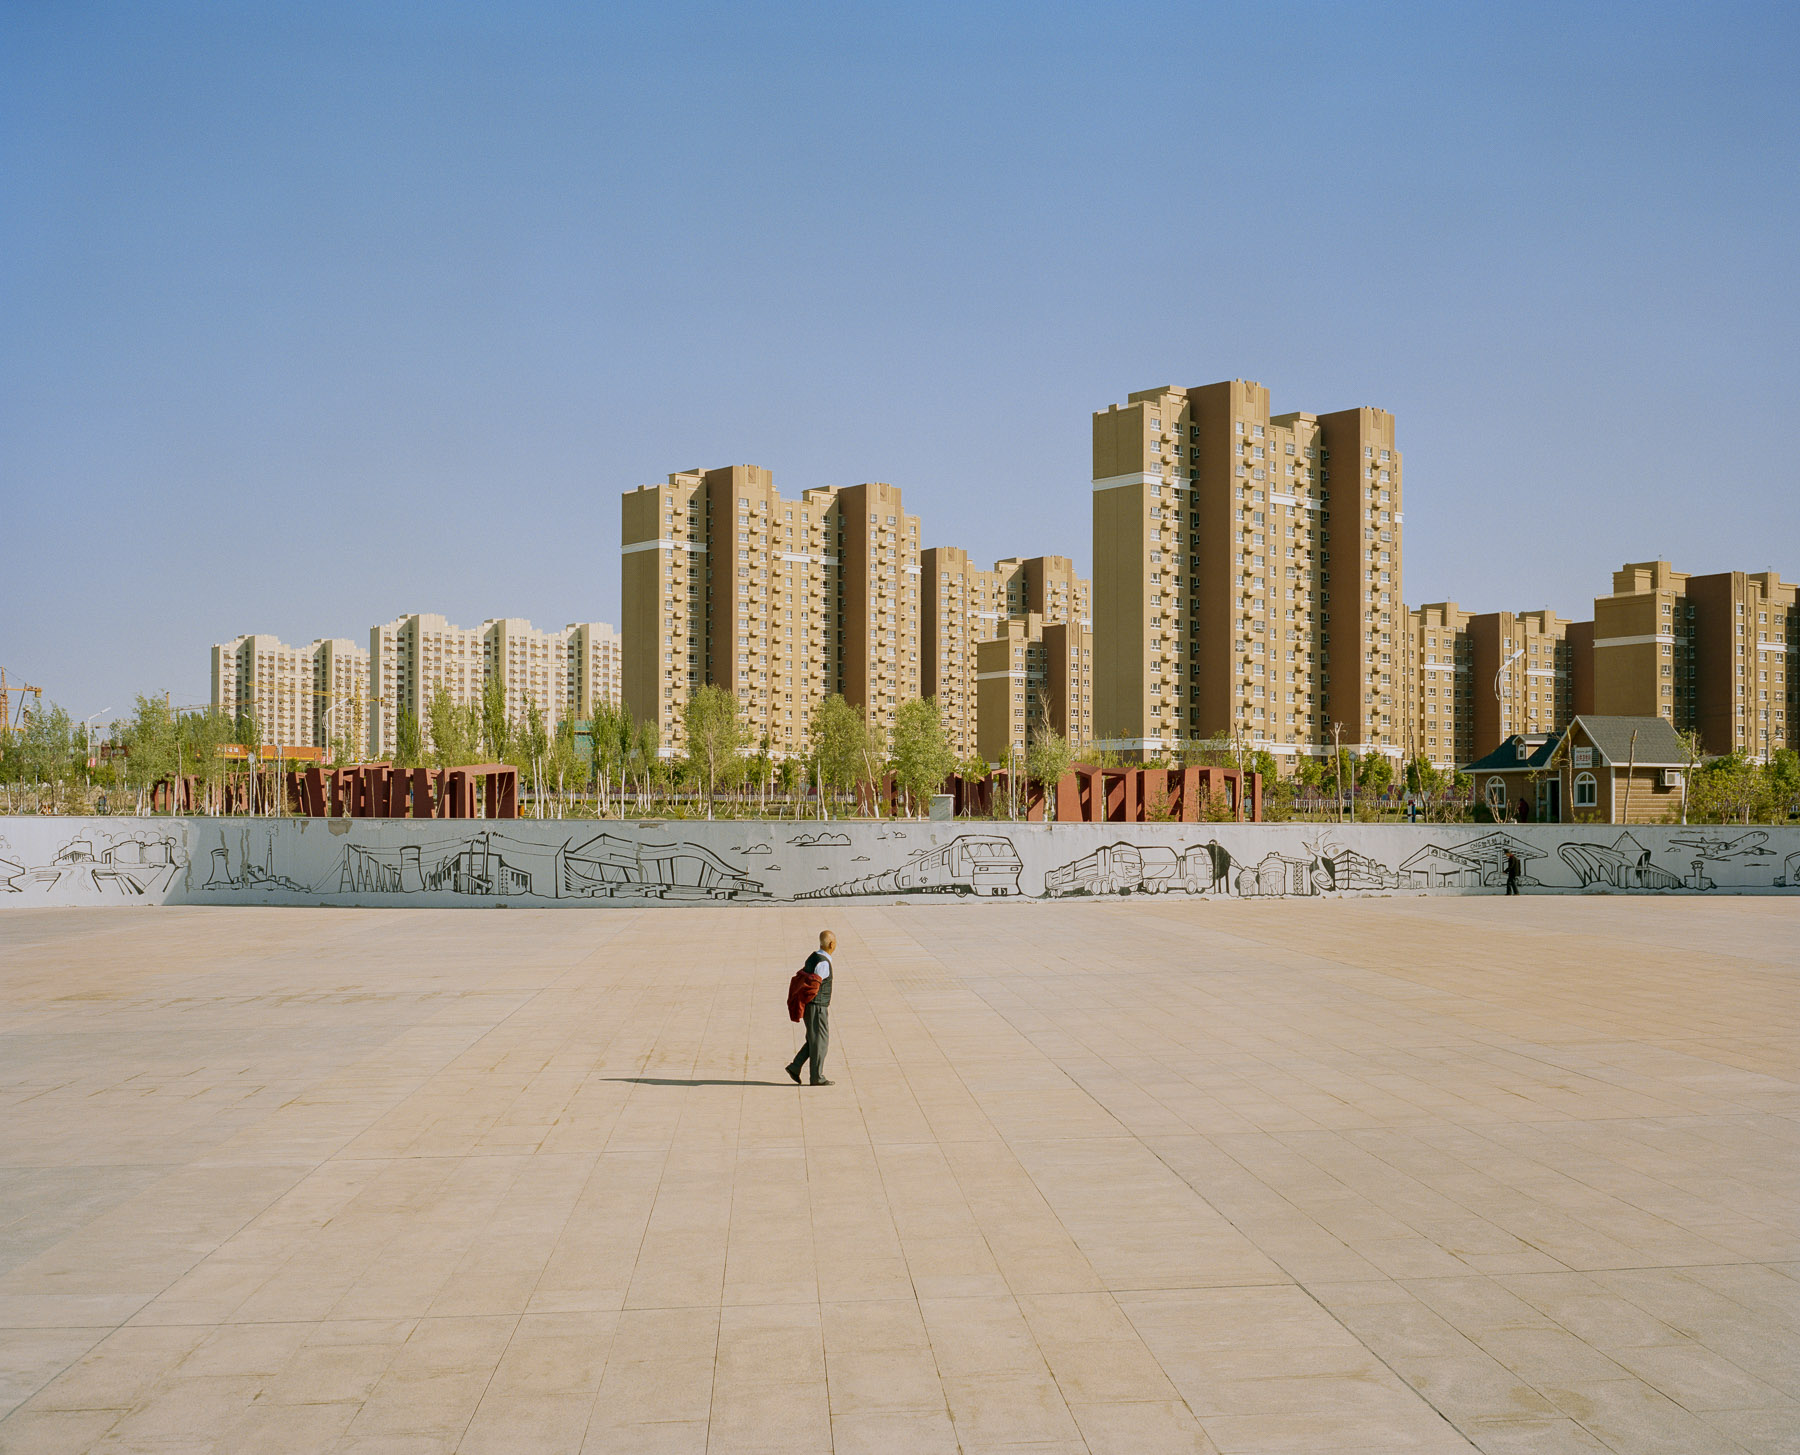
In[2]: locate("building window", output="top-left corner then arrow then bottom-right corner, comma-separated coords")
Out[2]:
1573,772 -> 1597,809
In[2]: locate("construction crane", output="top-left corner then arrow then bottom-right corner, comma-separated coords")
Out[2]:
0,667 -> 45,742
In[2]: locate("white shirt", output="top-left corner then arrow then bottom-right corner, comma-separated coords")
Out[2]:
814,953 -> 831,980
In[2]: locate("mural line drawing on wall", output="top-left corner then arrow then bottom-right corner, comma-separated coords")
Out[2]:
800,834 -> 1022,899
0,831 -> 185,897
322,829 -> 769,902
1558,833 -> 1685,891
201,829 -> 309,893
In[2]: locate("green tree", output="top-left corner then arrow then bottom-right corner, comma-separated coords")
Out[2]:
588,702 -> 631,816
809,695 -> 869,810
394,712 -> 425,769
480,675 -> 511,762
0,700 -> 76,810
1764,747 -> 1799,821
426,686 -> 481,768
890,697 -> 957,817
683,685 -> 745,818
1687,750 -> 1774,824
1024,720 -> 1075,825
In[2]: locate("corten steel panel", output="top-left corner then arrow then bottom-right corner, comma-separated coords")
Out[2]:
1140,768 -> 1168,819
411,768 -> 432,819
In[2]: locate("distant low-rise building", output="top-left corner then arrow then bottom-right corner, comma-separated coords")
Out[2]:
1465,714 -> 1688,825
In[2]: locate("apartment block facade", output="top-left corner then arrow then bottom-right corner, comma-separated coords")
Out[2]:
1468,609 -> 1578,758
1591,561 -> 1795,760
366,613 -> 620,757
211,634 -> 372,750
922,550 -> 1091,758
1402,603 -> 1474,769
622,467 -> 919,759
567,621 -> 623,720
972,614 -> 1095,765
1093,379 -> 1402,762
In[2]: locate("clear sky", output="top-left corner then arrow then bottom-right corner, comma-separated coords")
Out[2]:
4,1 -> 1796,725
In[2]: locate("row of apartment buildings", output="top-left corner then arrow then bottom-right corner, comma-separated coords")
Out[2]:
210,616 -> 621,756
621,378 -> 1794,771
620,465 -> 1097,765
1404,561 -> 1795,770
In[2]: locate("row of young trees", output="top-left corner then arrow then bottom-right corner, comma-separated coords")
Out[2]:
5,685 -> 1798,825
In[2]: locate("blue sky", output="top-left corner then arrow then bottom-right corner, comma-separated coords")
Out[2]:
4,1 -> 1795,724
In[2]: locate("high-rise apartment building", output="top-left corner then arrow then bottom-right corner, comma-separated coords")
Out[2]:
311,638 -> 372,754
1402,603 -> 1473,769
484,618 -> 571,733
974,614 -> 1095,765
622,467 -> 919,758
368,613 -> 614,757
1468,609 -> 1577,758
1093,379 -> 1402,762
566,621 -> 622,719
1592,561 -> 1795,759
922,551 -> 1091,757
369,614 -> 487,757
211,634 -> 369,749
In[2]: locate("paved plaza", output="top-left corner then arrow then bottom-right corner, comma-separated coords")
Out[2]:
0,896 -> 1796,1455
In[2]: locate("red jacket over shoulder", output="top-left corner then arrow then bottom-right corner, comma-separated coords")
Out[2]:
787,971 -> 821,1022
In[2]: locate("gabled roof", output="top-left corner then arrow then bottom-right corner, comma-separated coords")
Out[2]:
1465,731 -> 1562,774
1570,715 -> 1687,767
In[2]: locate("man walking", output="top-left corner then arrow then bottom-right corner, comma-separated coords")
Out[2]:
1504,850 -> 1522,895
786,930 -> 835,1086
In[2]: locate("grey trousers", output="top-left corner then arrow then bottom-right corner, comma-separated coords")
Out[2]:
788,997 -> 829,1083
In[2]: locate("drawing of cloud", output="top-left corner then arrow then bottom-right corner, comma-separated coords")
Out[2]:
791,832 -> 850,847
740,843 -> 772,855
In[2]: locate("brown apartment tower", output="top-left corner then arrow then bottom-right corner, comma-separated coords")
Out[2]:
921,550 -> 1092,759
1093,380 -> 1403,762
1591,561 -> 1795,760
622,467 -> 920,757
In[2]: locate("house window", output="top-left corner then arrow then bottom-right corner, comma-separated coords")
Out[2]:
1485,777 -> 1507,811
1574,772 -> 1597,809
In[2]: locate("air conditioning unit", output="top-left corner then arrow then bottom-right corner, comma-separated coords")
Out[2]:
1662,769 -> 1684,789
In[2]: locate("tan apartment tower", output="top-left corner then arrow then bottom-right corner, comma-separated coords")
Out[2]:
622,467 -> 919,757
973,614 -> 1095,766
1401,604 -> 1473,769
566,621 -> 622,719
1467,609 -> 1578,760
1592,561 -> 1795,759
922,551 -> 1091,757
1093,379 -> 1402,762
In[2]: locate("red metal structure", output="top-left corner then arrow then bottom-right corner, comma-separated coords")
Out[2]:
285,762 -> 520,820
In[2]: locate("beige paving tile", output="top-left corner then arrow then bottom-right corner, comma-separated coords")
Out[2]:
0,897 -> 1794,1453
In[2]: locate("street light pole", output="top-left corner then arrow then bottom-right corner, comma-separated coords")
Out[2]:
82,709 -> 111,795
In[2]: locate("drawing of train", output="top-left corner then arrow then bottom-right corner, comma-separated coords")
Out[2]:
1044,842 -> 1219,897
799,834 -> 1023,898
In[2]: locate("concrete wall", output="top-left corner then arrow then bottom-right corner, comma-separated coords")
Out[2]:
2,817 -> 1797,909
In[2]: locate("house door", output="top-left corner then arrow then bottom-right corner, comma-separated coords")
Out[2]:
1538,778 -> 1561,823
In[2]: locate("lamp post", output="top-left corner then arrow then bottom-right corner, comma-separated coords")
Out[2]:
81,709 -> 111,794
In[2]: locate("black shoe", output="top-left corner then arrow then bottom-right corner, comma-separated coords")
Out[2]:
811,1078 -> 834,1086
785,1066 -> 801,1084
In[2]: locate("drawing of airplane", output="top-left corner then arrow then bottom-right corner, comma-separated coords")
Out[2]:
1669,830 -> 1771,859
